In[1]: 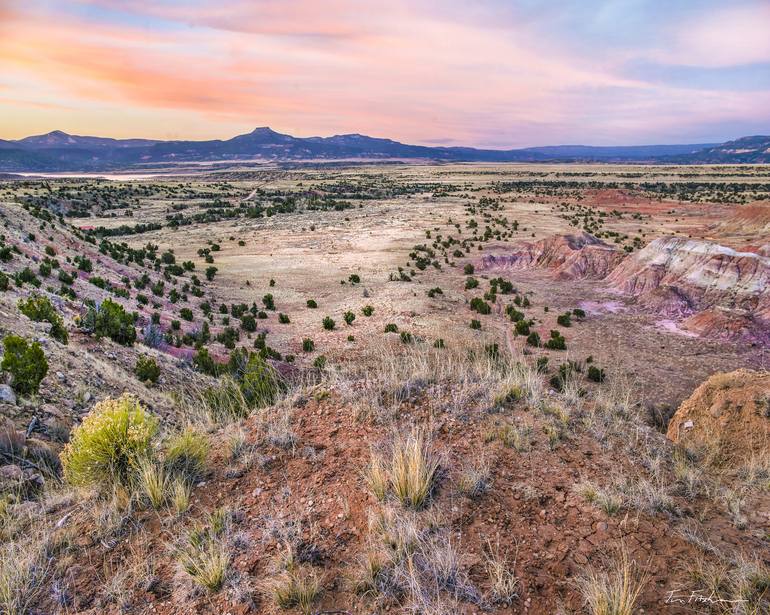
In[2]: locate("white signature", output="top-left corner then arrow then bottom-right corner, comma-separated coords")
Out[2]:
665,590 -> 747,606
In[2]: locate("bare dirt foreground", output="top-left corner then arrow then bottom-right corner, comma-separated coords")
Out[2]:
0,163 -> 768,614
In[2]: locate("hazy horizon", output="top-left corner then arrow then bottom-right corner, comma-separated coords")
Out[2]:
2,0 -> 769,148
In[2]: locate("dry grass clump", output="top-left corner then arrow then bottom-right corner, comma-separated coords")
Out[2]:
689,554 -> 770,614
358,506 -> 479,612
365,429 -> 439,509
484,538 -> 519,605
0,537 -> 47,615
177,509 -> 232,593
456,456 -> 491,498
177,376 -> 250,426
578,547 -> 647,615
261,402 -> 297,451
164,427 -> 209,480
268,568 -> 321,613
576,480 -> 623,516
61,394 -> 158,491
169,477 -> 192,515
137,458 -> 168,510
484,422 -> 531,452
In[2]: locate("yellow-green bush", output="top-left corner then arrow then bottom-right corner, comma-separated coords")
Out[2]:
165,428 -> 209,480
61,394 -> 159,489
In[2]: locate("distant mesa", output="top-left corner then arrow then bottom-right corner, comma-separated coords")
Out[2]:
0,127 -> 767,172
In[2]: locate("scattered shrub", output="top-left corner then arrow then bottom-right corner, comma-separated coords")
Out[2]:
135,356 -> 160,384
82,299 -> 137,346
278,313 -> 291,324
344,311 -> 356,326
1,335 -> 48,395
306,299 -> 318,309
302,338 -> 315,352
362,305 -> 374,316
587,365 -> 606,383
384,323 -> 398,333
18,294 -> 68,343
526,331 -> 540,347
322,316 -> 335,330
544,330 -> 566,350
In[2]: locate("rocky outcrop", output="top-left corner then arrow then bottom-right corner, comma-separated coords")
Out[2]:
606,237 -> 770,344
667,370 -> 770,465
484,233 -> 770,344
480,232 -> 624,280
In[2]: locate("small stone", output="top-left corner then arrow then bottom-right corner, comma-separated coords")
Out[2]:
0,385 -> 16,405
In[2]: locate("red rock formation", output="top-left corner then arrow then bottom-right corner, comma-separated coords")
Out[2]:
485,232 -> 770,344
481,232 -> 624,280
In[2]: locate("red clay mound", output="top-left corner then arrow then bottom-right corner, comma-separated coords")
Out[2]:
480,232 -> 625,280
666,369 -> 770,465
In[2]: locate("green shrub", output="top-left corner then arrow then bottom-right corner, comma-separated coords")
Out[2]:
241,313 -> 257,331
433,338 -> 445,348
470,297 -> 491,315
313,355 -> 327,370
18,294 -> 68,343
193,348 -> 222,376
400,331 -> 413,343
302,338 -> 315,352
470,319 -> 481,330
544,330 -> 566,350
343,311 -> 355,326
278,313 -> 290,324
135,356 -> 160,384
573,308 -> 586,318
362,305 -> 374,316
180,308 -> 194,321
384,323 -> 398,333
587,365 -> 606,383
427,287 -> 443,298
82,299 -> 136,346
0,272 -> 8,292
526,331 -> 540,347
514,320 -> 530,336
165,428 -> 209,480
322,316 -> 335,330
239,353 -> 282,408
463,263 -> 475,275
348,274 -> 361,284
1,335 -> 48,395
306,299 -> 318,309
465,277 -> 479,290
556,313 -> 572,327
61,395 -> 159,489
262,294 -> 275,310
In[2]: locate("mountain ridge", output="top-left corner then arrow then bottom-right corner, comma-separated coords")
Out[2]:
1,128 -> 768,172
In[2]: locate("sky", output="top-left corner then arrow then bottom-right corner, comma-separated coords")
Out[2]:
1,0 -> 769,148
